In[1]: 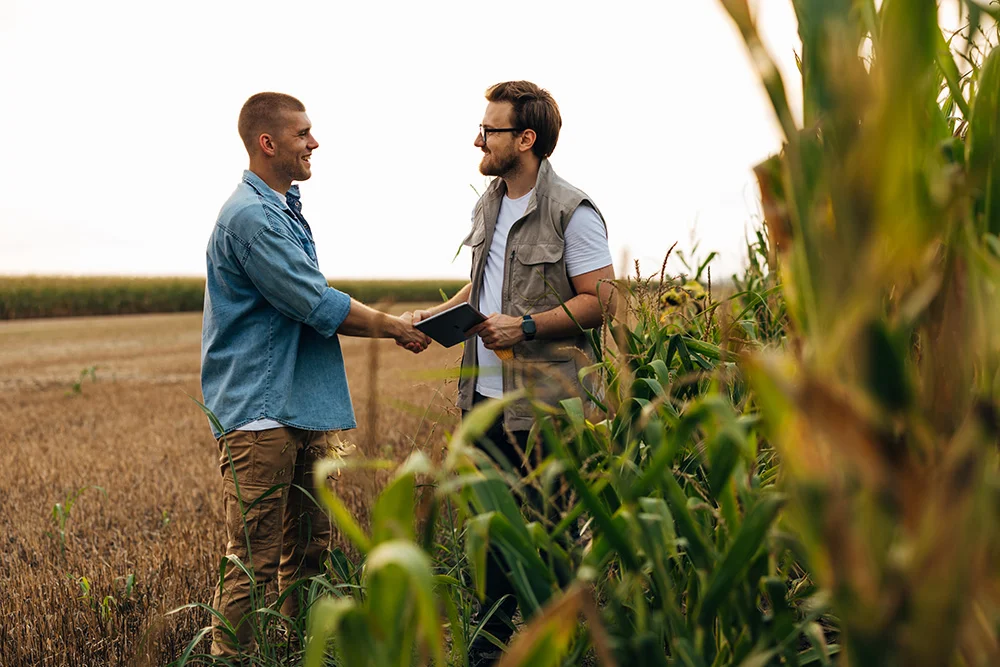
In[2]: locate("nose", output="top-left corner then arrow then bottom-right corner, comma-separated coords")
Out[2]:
474,132 -> 485,149
308,134 -> 319,150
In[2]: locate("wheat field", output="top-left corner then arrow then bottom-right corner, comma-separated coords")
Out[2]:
0,309 -> 460,665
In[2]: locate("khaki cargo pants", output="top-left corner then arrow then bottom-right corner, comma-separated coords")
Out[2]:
210,427 -> 349,657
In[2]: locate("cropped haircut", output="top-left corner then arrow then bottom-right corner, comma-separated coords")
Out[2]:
238,92 -> 306,153
485,81 -> 562,159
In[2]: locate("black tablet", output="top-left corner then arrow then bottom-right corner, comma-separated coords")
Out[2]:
414,302 -> 486,348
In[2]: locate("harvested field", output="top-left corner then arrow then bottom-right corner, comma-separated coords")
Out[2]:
0,309 -> 460,665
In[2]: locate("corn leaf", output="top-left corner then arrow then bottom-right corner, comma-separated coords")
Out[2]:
697,493 -> 785,626
969,46 -> 1000,235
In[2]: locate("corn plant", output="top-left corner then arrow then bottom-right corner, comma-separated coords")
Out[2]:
462,264 -> 828,666
721,0 -> 1000,664
304,451 -> 448,667
76,573 -> 134,632
303,394 -> 575,667
46,484 -> 106,558
298,233 -> 814,667
69,364 -> 99,395
347,266 -> 813,666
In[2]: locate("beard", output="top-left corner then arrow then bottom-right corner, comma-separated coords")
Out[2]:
290,157 -> 312,182
276,153 -> 311,184
479,149 -> 519,177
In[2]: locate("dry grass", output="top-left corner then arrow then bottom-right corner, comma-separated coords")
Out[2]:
0,309 -> 460,665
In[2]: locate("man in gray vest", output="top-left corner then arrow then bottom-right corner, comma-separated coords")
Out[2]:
412,80 -> 615,662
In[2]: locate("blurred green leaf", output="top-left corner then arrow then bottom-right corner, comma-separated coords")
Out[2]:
366,540 -> 445,665
371,472 -> 416,545
864,319 -> 912,413
314,459 -> 372,555
969,45 -> 1000,235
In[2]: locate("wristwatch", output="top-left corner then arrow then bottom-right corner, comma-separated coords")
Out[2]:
521,314 -> 536,341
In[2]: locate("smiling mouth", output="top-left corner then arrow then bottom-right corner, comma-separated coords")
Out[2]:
302,155 -> 311,163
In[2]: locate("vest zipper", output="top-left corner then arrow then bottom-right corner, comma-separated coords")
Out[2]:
507,248 -> 516,312
505,247 -> 517,389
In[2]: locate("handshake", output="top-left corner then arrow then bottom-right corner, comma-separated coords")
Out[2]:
390,309 -> 434,354
390,308 -> 527,355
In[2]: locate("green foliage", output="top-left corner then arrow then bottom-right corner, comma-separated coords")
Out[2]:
76,572 -> 135,632
298,241 -> 822,666
0,276 -> 206,319
968,37 -> 1000,235
722,0 -> 1000,664
491,259 -> 823,666
45,485 -> 107,558
69,365 -> 99,396
306,452 -> 446,667
0,277 -> 469,319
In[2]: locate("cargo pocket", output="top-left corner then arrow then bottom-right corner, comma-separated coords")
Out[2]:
511,243 -> 564,307
224,480 -> 285,557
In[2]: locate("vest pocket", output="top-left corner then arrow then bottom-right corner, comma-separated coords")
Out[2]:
463,224 -> 486,247
512,243 -> 564,306
465,224 -> 487,272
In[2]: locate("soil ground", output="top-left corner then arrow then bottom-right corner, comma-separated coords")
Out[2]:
0,309 -> 460,665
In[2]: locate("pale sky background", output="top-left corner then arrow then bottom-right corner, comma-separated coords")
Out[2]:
0,1 -> 862,281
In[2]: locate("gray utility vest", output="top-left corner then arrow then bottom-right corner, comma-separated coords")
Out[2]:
458,158 -> 608,432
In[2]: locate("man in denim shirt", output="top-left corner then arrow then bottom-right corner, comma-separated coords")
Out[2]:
201,92 -> 429,657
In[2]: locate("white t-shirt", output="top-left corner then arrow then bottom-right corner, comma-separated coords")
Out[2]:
239,186 -> 289,432
475,189 -> 612,398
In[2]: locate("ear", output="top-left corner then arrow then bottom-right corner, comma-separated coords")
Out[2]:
257,133 -> 277,158
517,129 -> 537,155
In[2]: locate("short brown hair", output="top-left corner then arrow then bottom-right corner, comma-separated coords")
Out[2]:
238,92 -> 306,153
485,81 -> 562,159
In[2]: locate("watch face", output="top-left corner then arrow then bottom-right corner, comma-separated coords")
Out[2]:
522,316 -> 537,335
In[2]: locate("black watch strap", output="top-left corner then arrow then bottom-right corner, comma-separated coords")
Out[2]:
521,314 -> 537,341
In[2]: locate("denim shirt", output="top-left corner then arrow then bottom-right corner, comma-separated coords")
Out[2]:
201,170 -> 356,438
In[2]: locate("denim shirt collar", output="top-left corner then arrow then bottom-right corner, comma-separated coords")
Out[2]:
242,170 -> 300,212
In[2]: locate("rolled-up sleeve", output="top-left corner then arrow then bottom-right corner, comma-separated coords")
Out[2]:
241,226 -> 352,338
304,288 -> 352,338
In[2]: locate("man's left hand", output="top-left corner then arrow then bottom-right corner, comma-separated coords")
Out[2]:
395,312 -> 432,353
468,313 -> 525,350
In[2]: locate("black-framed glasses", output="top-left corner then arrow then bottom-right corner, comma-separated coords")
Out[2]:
479,124 -> 522,142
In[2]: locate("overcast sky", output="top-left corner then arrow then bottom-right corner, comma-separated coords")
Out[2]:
1,0 -> 808,281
